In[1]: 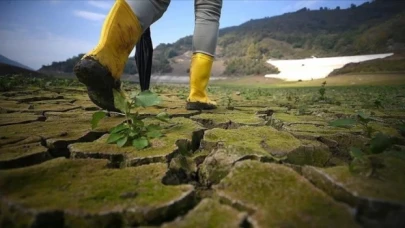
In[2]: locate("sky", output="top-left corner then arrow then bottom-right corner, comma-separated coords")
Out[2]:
0,0 -> 369,70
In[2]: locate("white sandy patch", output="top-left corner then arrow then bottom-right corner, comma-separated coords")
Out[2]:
265,53 -> 394,81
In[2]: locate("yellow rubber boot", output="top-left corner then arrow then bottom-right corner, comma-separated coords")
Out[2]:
74,0 -> 142,112
186,53 -> 217,110
84,0 -> 142,79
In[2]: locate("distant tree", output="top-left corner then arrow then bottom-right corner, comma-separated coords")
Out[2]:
335,6 -> 341,10
165,49 -> 178,58
319,7 -> 324,10
350,4 -> 356,9
246,43 -> 261,59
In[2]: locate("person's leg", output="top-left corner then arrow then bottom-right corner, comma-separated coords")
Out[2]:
74,0 -> 169,111
186,0 -> 222,110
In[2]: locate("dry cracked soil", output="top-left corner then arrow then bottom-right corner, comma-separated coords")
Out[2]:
0,85 -> 405,228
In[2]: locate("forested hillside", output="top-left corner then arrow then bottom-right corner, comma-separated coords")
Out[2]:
39,0 -> 405,77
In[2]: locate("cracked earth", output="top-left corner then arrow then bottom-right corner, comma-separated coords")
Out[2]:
1,85 -> 405,227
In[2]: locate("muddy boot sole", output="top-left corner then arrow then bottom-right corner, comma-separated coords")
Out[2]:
74,57 -> 121,112
186,101 -> 217,110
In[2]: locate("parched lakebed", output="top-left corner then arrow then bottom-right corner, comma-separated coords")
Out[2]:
1,84 -> 405,227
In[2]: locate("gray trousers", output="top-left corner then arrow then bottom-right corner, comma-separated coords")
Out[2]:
126,0 -> 222,57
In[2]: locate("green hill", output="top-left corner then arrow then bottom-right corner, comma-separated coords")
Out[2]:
39,0 -> 405,77
38,53 -> 172,78
0,55 -> 33,71
328,52 -> 405,76
159,0 -> 405,76
0,63 -> 47,77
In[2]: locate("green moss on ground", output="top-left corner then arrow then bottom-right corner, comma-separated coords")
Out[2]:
203,126 -> 301,158
0,142 -> 48,161
162,198 -> 246,228
1,83 -> 405,227
71,99 -> 99,110
0,100 -> 33,112
0,158 -> 194,226
0,158 -> 190,211
272,113 -> 325,124
303,156 -> 405,204
0,113 -> 44,126
0,113 -> 126,149
199,126 -> 334,186
327,107 -> 358,116
214,160 -> 359,227
7,94 -> 64,103
0,116 -> 92,145
69,118 -> 204,166
230,106 -> 275,114
10,102 -> 80,113
369,122 -> 402,138
0,142 -> 52,170
285,123 -> 363,135
137,106 -> 200,118
287,139 -> 331,167
381,110 -> 405,119
44,111 -> 93,119
191,112 -> 265,127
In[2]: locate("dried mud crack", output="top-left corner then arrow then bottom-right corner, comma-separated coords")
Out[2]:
0,142 -> 52,170
0,159 -> 197,227
1,86 -> 405,227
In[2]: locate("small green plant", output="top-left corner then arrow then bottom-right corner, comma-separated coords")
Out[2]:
221,93 -> 234,110
242,90 -> 257,101
286,92 -> 293,101
348,132 -> 399,177
356,111 -> 376,137
257,88 -> 263,96
328,111 -> 405,176
319,81 -> 326,100
374,99 -> 384,109
294,95 -> 300,104
328,111 -> 377,137
91,89 -> 169,150
296,105 -> 308,116
399,123 -> 405,137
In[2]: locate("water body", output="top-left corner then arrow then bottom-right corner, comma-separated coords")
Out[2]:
265,53 -> 394,81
